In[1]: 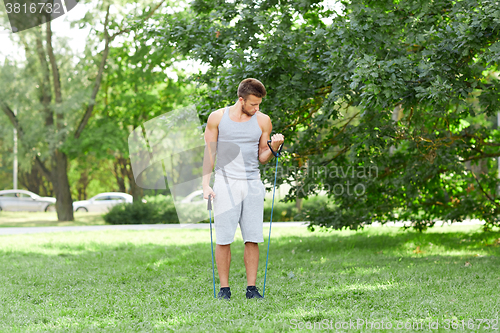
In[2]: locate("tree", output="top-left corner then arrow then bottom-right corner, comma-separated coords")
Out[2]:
62,36 -> 195,201
146,0 -> 500,231
0,0 -> 167,220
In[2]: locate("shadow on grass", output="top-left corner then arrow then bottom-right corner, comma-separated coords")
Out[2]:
2,226 -> 499,266
273,227 -> 500,255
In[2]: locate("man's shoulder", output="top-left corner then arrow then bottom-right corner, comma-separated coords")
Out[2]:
207,108 -> 225,126
256,111 -> 271,129
212,108 -> 226,117
256,111 -> 270,120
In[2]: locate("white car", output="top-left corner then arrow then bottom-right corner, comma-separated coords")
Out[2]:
180,190 -> 208,204
0,189 -> 56,212
73,192 -> 133,213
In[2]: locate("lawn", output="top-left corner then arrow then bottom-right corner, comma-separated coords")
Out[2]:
0,225 -> 499,332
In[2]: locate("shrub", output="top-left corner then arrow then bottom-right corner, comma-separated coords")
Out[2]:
103,194 -> 332,225
103,195 -> 179,225
143,194 -> 179,223
263,195 -> 332,222
264,201 -> 298,222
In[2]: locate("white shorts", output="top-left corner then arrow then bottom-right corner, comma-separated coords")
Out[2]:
212,174 -> 266,245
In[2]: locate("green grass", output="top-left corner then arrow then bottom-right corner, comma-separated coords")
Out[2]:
0,225 -> 499,332
0,211 -> 105,227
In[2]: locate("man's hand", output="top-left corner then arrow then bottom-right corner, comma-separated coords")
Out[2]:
270,133 -> 285,152
203,185 -> 216,200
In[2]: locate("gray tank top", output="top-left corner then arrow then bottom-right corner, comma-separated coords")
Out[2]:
214,106 -> 262,180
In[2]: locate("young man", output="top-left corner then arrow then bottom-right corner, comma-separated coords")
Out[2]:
202,78 -> 284,300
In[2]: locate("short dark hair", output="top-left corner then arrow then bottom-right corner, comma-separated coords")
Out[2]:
237,78 -> 267,99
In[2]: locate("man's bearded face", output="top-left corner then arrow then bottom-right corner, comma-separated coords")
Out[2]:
241,95 -> 262,117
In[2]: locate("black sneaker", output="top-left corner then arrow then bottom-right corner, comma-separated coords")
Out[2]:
217,287 -> 231,300
246,286 -> 264,299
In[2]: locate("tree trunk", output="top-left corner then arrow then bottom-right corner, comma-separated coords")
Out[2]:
296,156 -> 307,214
51,149 -> 74,221
131,176 -> 144,202
19,162 -> 52,197
113,158 -> 127,193
76,166 -> 90,200
296,198 -> 303,213
118,155 -> 143,201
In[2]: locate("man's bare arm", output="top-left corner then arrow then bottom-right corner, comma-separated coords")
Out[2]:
202,111 -> 220,199
258,116 -> 284,164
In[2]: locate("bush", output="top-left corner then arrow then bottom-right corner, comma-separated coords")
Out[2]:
264,195 -> 332,222
103,194 -> 332,225
143,194 -> 179,223
301,195 -> 332,211
103,195 -> 179,225
264,200 -> 298,222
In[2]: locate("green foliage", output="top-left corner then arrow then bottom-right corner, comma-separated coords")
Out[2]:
264,195 -> 333,222
142,194 -> 179,224
146,0 -> 500,231
0,1 -> 196,205
264,201 -> 298,222
103,194 -> 179,224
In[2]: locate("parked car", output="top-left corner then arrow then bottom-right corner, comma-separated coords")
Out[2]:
177,189 -> 210,223
180,189 -> 207,204
0,189 -> 56,212
73,192 -> 133,213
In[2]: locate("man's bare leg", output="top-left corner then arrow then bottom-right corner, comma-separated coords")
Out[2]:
244,242 -> 259,286
215,244 -> 231,287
